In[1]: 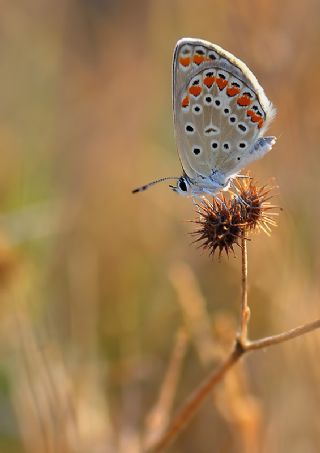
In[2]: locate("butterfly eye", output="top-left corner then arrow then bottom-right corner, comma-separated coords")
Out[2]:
178,178 -> 188,192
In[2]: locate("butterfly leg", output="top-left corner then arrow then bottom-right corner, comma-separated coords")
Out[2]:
213,195 -> 228,210
191,197 -> 198,208
229,179 -> 250,207
191,196 -> 203,220
236,174 -> 252,179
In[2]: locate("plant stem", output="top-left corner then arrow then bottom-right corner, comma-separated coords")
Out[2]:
149,347 -> 242,452
245,319 -> 320,351
239,232 -> 249,344
148,318 -> 320,452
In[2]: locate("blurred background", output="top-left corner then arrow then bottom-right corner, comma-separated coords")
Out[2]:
0,0 -> 320,452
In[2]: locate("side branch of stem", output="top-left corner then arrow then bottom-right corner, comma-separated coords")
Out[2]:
150,319 -> 320,452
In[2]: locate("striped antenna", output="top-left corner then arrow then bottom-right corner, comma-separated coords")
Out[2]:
132,176 -> 179,194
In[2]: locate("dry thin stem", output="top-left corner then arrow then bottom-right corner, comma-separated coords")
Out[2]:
169,262 -> 218,365
148,347 -> 242,452
143,328 -> 189,451
239,232 -> 249,344
149,318 -> 320,452
245,319 -> 320,351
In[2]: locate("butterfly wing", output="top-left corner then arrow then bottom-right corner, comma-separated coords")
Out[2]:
173,38 -> 276,182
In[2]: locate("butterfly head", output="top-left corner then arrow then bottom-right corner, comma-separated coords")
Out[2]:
170,172 -> 232,197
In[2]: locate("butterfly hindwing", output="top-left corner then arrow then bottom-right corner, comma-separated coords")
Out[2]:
173,38 -> 276,182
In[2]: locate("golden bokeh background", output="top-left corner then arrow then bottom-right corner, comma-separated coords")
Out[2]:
0,1 -> 320,452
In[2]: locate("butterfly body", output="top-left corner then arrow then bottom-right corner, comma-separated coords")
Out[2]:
133,38 -> 276,198
173,171 -> 230,196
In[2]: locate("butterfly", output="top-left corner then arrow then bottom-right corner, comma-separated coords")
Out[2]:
132,38 -> 276,198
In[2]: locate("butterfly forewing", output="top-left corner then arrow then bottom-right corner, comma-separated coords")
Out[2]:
173,38 -> 275,182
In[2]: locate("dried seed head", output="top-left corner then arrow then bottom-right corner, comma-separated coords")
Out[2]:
192,197 -> 242,257
233,178 -> 279,235
192,177 -> 279,257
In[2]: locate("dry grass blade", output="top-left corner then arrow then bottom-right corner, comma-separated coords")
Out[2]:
143,328 -> 189,451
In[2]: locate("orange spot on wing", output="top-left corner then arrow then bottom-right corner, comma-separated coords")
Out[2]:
237,95 -> 252,107
193,54 -> 205,65
251,113 -> 262,123
181,96 -> 189,108
258,119 -> 264,129
179,57 -> 190,67
216,78 -> 228,90
247,109 -> 263,127
203,76 -> 215,88
226,86 -> 241,97
189,85 -> 202,97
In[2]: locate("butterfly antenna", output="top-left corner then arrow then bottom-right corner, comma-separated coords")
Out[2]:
132,176 -> 179,194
